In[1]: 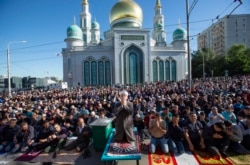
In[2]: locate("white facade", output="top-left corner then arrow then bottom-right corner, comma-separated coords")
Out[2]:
62,0 -> 188,87
198,14 -> 250,55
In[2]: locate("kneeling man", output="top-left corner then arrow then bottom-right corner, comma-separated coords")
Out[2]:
149,112 -> 168,154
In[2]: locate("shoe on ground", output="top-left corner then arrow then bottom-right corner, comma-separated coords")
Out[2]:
86,149 -> 91,157
76,147 -> 81,152
82,149 -> 87,159
52,151 -> 57,159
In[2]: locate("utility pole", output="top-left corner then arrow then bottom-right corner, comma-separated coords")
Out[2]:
186,0 -> 198,88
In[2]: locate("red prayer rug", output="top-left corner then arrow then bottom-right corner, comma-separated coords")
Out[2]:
14,150 -> 42,161
148,147 -> 177,165
192,150 -> 233,165
107,131 -> 141,156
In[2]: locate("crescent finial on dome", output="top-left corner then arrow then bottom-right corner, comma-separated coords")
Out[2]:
73,16 -> 76,25
156,0 -> 161,8
82,0 -> 88,5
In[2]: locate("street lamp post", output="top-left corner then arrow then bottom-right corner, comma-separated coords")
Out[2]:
7,40 -> 26,97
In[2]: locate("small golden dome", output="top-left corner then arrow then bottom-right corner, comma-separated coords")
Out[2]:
110,0 -> 143,28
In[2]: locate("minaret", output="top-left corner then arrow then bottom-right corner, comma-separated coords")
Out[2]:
91,19 -> 101,45
80,0 -> 91,45
153,0 -> 166,46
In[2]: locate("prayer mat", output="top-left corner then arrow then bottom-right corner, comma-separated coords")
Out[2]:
148,146 -> 177,165
30,149 -> 80,164
174,152 -> 199,165
192,150 -> 233,165
0,153 -> 21,164
106,131 -> 141,157
226,152 -> 250,165
14,150 -> 42,161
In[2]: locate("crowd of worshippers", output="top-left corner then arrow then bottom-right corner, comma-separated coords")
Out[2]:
0,75 -> 250,159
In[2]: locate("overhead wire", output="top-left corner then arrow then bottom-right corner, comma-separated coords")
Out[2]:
0,41 -> 64,53
215,1 -> 235,19
227,0 -> 243,18
0,0 -> 245,63
0,56 -> 59,65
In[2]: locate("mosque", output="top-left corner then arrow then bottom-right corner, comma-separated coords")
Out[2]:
62,0 -> 188,87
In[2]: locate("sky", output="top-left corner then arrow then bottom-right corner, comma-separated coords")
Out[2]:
0,0 -> 249,80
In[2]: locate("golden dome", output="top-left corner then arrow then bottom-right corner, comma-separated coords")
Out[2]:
110,0 -> 143,28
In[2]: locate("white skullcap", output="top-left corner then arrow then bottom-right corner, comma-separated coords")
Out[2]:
119,90 -> 128,96
135,114 -> 140,118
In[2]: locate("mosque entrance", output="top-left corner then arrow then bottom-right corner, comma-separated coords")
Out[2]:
123,45 -> 143,84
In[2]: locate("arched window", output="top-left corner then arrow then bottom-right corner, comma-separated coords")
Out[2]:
84,61 -> 90,86
83,34 -> 87,43
129,53 -> 137,84
91,61 -> 97,85
165,60 -> 170,81
67,58 -> 71,72
123,45 -> 143,84
153,61 -> 158,81
171,60 -> 177,81
159,60 -> 164,81
105,61 -> 111,85
98,61 -> 104,85
84,18 -> 87,28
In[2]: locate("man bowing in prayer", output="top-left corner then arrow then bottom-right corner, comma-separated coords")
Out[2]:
113,90 -> 135,144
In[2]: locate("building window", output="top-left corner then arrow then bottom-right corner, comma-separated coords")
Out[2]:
98,61 -> 104,85
165,60 -> 170,81
84,18 -> 87,28
80,19 -> 82,27
171,60 -> 177,81
83,34 -> 87,43
91,61 -> 97,85
129,53 -> 137,84
67,58 -> 71,72
159,60 -> 164,81
105,61 -> 111,85
84,61 -> 90,86
153,61 -> 158,81
124,46 -> 143,84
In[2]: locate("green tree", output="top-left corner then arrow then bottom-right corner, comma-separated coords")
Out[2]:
191,48 -> 216,78
225,44 -> 250,75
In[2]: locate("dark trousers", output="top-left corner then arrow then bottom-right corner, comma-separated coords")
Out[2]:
45,138 -> 67,153
35,141 -> 51,151
206,145 -> 228,157
64,139 -> 89,151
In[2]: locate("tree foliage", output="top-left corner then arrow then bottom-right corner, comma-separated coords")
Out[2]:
191,44 -> 250,78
